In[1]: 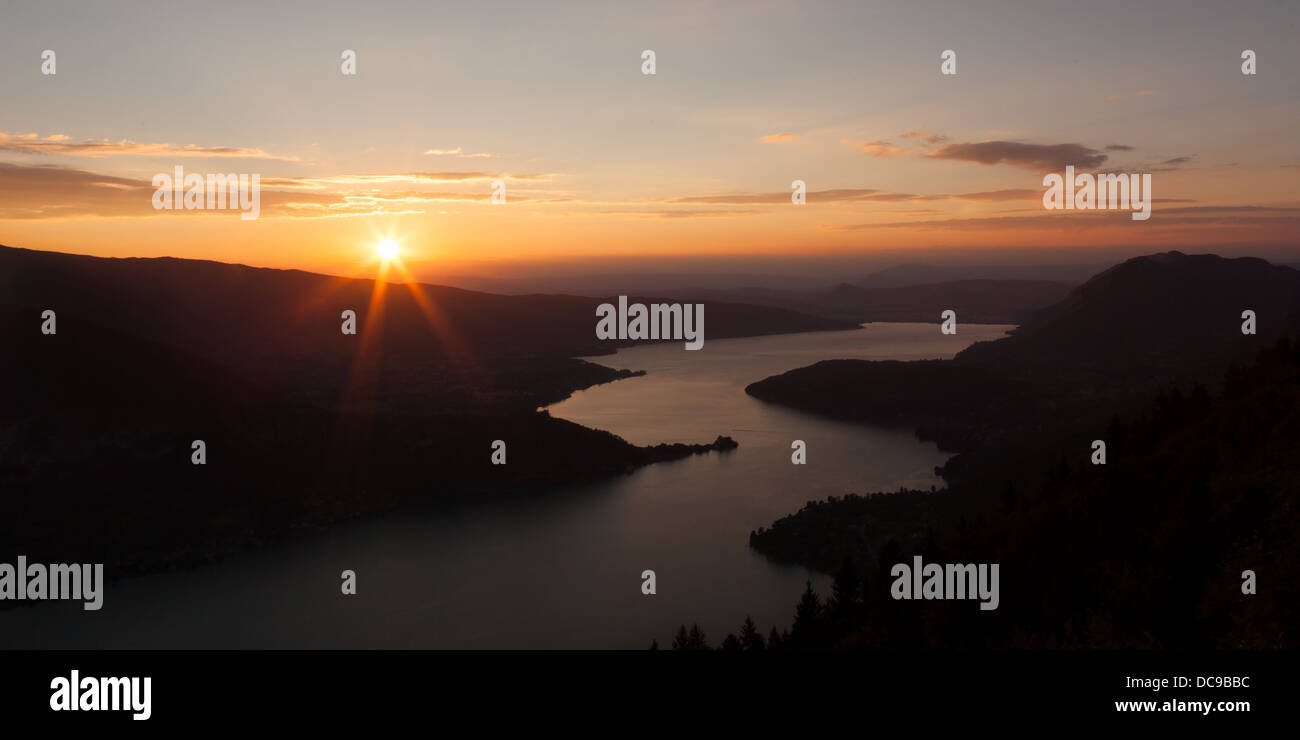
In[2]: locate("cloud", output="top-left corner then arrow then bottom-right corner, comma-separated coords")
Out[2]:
0,161 -> 154,219
667,188 -> 914,205
423,147 -> 493,158
587,208 -> 763,219
828,205 -> 1291,232
1105,144 -> 1134,151
759,133 -> 797,144
944,188 -> 1042,202
844,133 -> 1111,172
900,130 -> 950,145
928,141 -> 1109,171
841,138 -> 915,158
0,161 -> 562,220
260,172 -> 553,190
0,132 -> 301,161
665,187 -> 1043,206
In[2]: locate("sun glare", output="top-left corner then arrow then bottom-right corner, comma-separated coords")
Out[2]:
375,238 -> 400,260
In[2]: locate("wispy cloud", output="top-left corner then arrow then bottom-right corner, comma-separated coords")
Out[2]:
0,161 -> 562,220
829,205 -> 1289,232
0,132 -> 302,161
841,138 -> 917,158
423,146 -> 493,158
585,208 -> 763,219
0,161 -> 154,219
900,130 -> 950,145
759,133 -> 797,144
928,141 -> 1109,171
666,187 -> 1043,206
260,172 -> 555,190
943,188 -> 1042,202
668,188 -> 910,205
844,131 -> 1123,172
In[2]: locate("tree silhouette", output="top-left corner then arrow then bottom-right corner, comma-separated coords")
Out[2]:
672,625 -> 690,650
687,623 -> 709,650
767,627 -> 785,650
739,616 -> 765,650
790,580 -> 825,648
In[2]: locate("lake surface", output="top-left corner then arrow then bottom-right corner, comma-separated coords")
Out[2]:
0,322 -> 1012,649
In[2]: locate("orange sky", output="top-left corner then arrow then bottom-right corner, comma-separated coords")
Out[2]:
2,1 -> 1297,280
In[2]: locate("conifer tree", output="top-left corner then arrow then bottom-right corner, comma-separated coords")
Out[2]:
790,580 -> 825,648
672,624 -> 690,651
767,626 -> 784,650
739,616 -> 765,650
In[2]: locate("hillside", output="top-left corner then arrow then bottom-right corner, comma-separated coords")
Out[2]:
0,245 -> 848,576
0,245 -> 855,414
746,252 -> 1300,489
744,337 -> 1300,648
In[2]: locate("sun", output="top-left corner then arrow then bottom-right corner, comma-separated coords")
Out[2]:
375,238 -> 400,260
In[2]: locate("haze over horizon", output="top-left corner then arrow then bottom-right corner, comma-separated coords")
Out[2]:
2,0 -> 1297,286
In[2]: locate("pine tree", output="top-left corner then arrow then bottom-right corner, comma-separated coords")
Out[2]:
790,580 -> 825,648
767,626 -> 784,650
687,623 -> 709,650
672,624 -> 690,650
721,633 -> 741,651
739,616 -> 765,650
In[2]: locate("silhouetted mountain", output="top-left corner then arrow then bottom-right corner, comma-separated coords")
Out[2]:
0,245 -> 842,577
961,252 -> 1300,372
854,262 -> 1097,288
821,279 -> 1070,323
733,254 -> 1300,647
661,279 -> 1069,324
0,245 -> 853,415
747,252 -> 1300,489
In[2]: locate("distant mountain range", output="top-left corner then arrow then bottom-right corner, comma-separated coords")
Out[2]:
662,279 -> 1072,324
419,260 -> 1103,324
0,246 -> 854,414
852,262 -> 1100,289
413,257 -> 1113,296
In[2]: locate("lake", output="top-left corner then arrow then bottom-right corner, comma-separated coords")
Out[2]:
0,322 -> 1012,649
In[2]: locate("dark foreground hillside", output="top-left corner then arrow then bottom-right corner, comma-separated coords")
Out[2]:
0,302 -> 735,578
735,337 -> 1298,649
722,252 -> 1300,649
